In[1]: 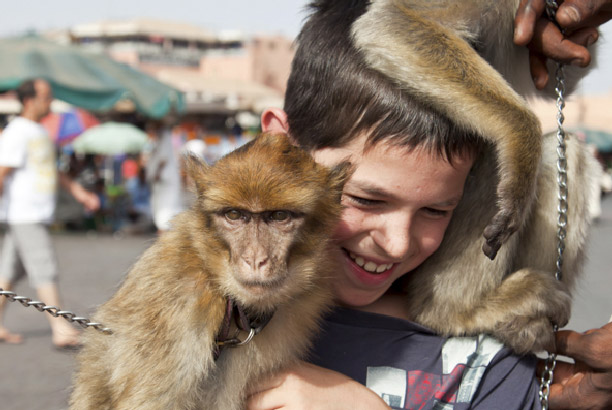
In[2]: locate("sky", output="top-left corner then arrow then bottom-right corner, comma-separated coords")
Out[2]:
1,0 -> 310,38
2,0 -> 611,95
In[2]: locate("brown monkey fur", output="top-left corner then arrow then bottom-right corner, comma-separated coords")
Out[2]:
352,0 -> 597,260
352,0 -> 600,353
70,133 -> 351,410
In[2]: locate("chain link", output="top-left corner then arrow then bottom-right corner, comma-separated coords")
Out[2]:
0,288 -> 112,335
539,2 -> 567,408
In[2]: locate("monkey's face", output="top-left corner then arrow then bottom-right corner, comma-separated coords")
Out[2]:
311,134 -> 474,308
210,209 -> 308,301
186,133 -> 350,310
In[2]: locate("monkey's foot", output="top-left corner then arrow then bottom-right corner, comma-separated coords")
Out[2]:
494,317 -> 557,354
488,272 -> 571,354
482,211 -> 519,260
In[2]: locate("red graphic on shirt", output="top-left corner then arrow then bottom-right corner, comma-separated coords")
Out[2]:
405,365 -> 466,409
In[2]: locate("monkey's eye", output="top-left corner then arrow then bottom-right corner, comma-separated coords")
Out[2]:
225,209 -> 243,221
268,210 -> 290,221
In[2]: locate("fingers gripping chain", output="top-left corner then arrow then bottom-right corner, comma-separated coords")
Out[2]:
0,288 -> 112,335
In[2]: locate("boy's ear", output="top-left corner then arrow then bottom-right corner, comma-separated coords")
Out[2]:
261,108 -> 303,147
261,108 -> 289,134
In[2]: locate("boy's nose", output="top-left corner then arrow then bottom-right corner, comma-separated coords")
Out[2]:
376,215 -> 413,260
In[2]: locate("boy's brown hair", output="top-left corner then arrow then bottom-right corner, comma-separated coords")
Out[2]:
284,0 -> 480,160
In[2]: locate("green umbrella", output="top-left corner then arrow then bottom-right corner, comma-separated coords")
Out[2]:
0,35 -> 185,118
72,122 -> 148,155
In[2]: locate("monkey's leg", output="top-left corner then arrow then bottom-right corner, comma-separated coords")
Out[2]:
456,268 -> 571,354
352,0 -> 542,259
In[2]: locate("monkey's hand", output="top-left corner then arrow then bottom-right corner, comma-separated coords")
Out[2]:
514,0 -> 611,89
466,268 -> 571,354
482,212 -> 521,260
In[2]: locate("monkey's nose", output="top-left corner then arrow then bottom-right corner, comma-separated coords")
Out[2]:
241,255 -> 269,272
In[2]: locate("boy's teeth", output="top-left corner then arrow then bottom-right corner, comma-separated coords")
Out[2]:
349,252 -> 392,273
364,261 -> 377,272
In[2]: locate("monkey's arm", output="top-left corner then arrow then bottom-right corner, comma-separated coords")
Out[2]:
454,268 -> 571,354
352,0 -> 543,259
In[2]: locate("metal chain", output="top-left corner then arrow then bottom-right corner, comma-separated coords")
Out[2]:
539,1 -> 567,408
0,288 -> 112,335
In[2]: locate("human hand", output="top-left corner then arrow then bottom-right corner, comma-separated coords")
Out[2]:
72,184 -> 100,212
547,322 -> 612,409
247,361 -> 390,410
80,191 -> 100,212
514,0 -> 612,89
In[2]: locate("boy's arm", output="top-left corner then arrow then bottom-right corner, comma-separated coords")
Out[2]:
58,172 -> 100,212
247,361 -> 391,410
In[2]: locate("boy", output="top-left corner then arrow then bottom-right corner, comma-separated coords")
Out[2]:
247,0 -> 612,408
250,1 -> 541,409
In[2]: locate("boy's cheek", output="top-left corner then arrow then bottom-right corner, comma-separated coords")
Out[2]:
331,208 -> 366,243
420,221 -> 451,258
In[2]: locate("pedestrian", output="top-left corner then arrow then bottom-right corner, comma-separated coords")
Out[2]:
144,125 -> 183,233
0,78 -> 100,349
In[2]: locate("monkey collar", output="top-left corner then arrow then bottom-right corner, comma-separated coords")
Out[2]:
213,298 -> 274,361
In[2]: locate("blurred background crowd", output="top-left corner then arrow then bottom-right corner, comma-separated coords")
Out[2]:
0,5 -> 611,235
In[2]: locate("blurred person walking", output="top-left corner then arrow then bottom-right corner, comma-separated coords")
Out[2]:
145,125 -> 183,232
0,79 -> 99,348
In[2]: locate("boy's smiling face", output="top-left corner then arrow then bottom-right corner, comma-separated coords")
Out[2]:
311,134 -> 474,308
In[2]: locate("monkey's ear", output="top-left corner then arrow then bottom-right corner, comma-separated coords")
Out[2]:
327,161 -> 353,201
183,153 -> 210,195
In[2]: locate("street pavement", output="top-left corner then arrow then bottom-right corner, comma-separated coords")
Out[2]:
1,196 -> 611,410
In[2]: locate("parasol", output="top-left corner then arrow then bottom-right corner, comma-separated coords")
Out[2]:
0,35 -> 185,118
72,122 -> 148,155
40,108 -> 100,145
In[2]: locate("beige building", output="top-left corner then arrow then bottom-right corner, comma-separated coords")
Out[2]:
528,91 -> 612,134
69,19 -> 293,117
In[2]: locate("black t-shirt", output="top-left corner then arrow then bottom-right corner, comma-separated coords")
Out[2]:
308,308 -> 541,410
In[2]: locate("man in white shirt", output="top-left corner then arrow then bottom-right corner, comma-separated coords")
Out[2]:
0,79 -> 99,348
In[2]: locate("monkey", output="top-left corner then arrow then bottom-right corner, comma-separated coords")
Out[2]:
351,0 -> 600,353
351,0 -> 597,260
69,133 -> 352,410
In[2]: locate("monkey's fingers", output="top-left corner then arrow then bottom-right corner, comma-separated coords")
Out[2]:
482,212 -> 518,260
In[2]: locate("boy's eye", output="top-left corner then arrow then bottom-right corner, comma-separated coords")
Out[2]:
423,207 -> 450,217
345,195 -> 382,207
